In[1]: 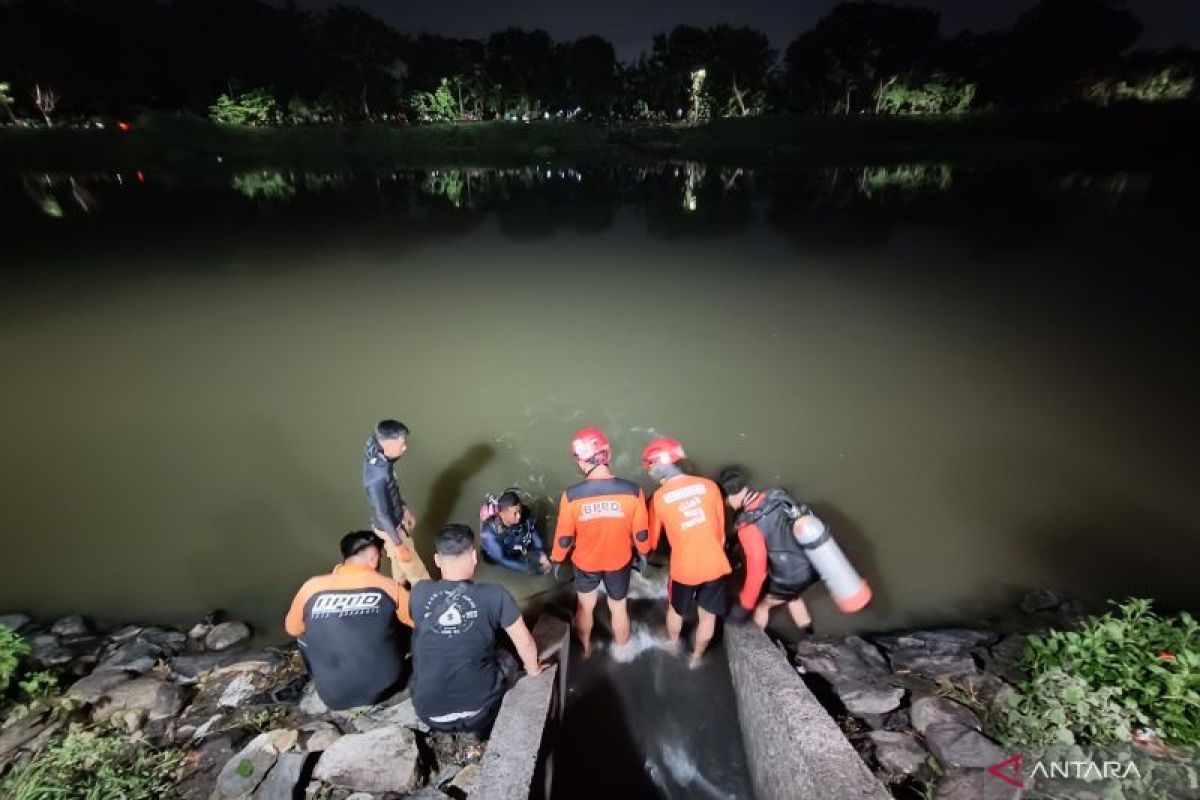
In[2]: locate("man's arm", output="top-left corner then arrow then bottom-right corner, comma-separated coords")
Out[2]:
631,489 -> 651,555
736,524 -> 768,611
284,583 -> 312,637
504,617 -> 545,676
646,493 -> 664,551
550,492 -> 575,563
365,476 -> 404,545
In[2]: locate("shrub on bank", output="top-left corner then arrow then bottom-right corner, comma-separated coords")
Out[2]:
0,729 -> 183,800
0,625 -> 30,694
1000,599 -> 1200,746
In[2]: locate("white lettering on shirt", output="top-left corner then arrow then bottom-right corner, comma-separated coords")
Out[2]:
580,500 -> 624,520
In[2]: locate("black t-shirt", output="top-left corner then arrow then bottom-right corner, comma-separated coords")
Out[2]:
409,580 -> 521,722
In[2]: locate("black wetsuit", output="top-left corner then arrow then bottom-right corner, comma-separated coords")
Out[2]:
363,435 -> 405,543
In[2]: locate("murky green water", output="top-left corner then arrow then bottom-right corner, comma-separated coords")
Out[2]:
1,162 -> 1197,636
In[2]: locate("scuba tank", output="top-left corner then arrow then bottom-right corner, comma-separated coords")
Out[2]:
479,486 -> 526,523
792,508 -> 872,614
745,490 -> 872,614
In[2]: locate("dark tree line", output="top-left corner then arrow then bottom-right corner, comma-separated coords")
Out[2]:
0,0 -> 1195,123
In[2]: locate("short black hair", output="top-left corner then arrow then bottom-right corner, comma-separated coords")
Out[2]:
435,524 -> 476,556
340,530 -> 381,560
717,466 -> 748,496
375,419 -> 410,440
497,491 -> 521,510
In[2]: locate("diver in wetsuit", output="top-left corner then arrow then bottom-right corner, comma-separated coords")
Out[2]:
363,419 -> 431,586
480,491 -> 552,575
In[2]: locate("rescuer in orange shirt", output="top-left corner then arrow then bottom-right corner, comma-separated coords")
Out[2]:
644,437 -> 731,668
551,427 -> 651,656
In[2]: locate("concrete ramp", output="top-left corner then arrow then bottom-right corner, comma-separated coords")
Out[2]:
724,623 -> 891,800
474,614 -> 570,800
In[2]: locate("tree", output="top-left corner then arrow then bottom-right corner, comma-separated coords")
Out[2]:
32,83 -> 57,126
784,1 -> 941,113
1005,0 -> 1143,106
704,25 -> 775,117
485,28 -> 556,116
558,36 -> 619,115
313,4 -> 405,119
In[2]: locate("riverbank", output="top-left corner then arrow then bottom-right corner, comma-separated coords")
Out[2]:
3,106 -> 1200,171
1,591 -> 1195,799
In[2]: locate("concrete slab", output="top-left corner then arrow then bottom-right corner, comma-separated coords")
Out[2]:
474,613 -> 570,800
724,623 -> 891,800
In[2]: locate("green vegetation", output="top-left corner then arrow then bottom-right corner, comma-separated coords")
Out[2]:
1000,599 -> 1200,747
875,72 -> 977,115
210,89 -> 280,126
1086,66 -> 1197,107
0,729 -> 183,800
0,624 -> 31,694
232,170 -> 296,201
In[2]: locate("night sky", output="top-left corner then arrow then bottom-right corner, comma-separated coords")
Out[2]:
283,0 -> 1200,59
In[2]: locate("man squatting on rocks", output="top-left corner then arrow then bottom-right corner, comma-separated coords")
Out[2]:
409,524 -> 545,734
285,531 -> 413,710
363,419 -> 432,586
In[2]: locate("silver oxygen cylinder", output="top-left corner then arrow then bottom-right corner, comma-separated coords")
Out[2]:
793,511 -> 872,613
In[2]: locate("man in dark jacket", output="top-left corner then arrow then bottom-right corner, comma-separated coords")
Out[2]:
363,419 -> 431,586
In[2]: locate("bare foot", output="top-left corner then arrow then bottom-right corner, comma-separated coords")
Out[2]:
688,653 -> 704,670
663,638 -> 682,656
580,641 -> 593,659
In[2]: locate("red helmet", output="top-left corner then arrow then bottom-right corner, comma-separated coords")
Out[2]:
642,437 -> 686,470
571,427 -> 611,465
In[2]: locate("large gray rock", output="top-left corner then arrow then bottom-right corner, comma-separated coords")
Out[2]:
214,731 -> 291,798
911,695 -> 982,734
0,712 -> 52,759
839,682 -> 906,716
868,731 -> 929,778
0,613 -> 31,631
875,630 -> 995,679
312,725 -> 422,793
795,636 -> 891,683
935,768 -> 1025,800
139,627 -> 189,654
1019,589 -> 1067,614
298,721 -> 342,752
67,671 -> 135,704
206,622 -> 252,652
95,640 -> 162,674
175,733 -> 237,800
924,721 -> 1007,769
50,614 -> 92,637
28,633 -> 69,667
219,675 -> 262,709
93,676 -> 187,722
343,697 -> 426,734
172,649 -> 283,682
250,752 -> 309,800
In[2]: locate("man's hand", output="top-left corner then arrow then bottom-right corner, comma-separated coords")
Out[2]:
727,604 -> 754,625
523,660 -> 551,677
401,506 -> 416,532
537,554 -> 552,575
551,561 -> 569,582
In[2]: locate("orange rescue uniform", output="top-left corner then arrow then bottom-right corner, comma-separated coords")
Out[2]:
648,474 -> 732,586
551,476 -> 651,571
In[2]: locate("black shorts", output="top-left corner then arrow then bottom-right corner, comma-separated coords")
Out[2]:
765,574 -> 819,602
670,577 -> 728,616
574,566 -> 631,601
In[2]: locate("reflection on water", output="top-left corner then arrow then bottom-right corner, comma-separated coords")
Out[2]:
0,160 -> 1197,637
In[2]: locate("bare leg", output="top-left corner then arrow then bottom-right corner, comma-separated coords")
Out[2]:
608,597 -> 631,646
689,608 -> 717,669
665,606 -> 684,655
786,598 -> 812,630
754,596 -> 786,630
575,590 -> 599,657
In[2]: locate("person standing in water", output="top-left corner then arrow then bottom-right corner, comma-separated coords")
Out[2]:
363,419 -> 431,586
643,437 -> 731,668
551,427 -> 651,656
719,467 -> 818,632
